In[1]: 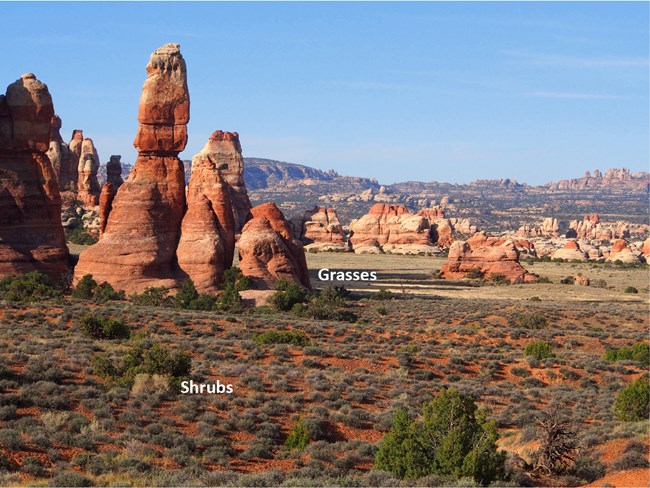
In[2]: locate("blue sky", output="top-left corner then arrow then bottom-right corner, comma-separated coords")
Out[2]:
2,1 -> 648,185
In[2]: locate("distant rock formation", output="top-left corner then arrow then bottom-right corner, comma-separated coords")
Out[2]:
349,204 -> 438,255
177,138 -> 236,293
547,167 -> 649,191
98,183 -> 115,236
106,155 -> 124,189
568,215 -> 633,241
430,217 -> 478,247
0,73 -> 68,280
191,130 -> 251,232
440,232 -> 538,284
290,206 -> 347,251
551,240 -> 588,261
238,203 -> 311,290
77,138 -> 101,205
46,115 -> 75,191
606,239 -> 640,264
68,129 -> 83,189
517,217 -> 559,238
75,43 -> 190,293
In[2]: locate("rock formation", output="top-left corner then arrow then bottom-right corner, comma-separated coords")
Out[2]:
190,130 -> 251,232
77,138 -> 101,205
75,43 -> 190,293
550,240 -> 588,261
176,139 -> 236,293
106,155 -> 124,189
349,204 -> 438,255
606,239 -> 640,264
290,206 -> 347,251
238,203 -> 311,290
568,215 -> 632,241
98,183 -> 115,236
517,217 -> 559,238
68,129 -> 83,189
440,232 -> 538,284
46,115 -> 75,191
0,73 -> 68,280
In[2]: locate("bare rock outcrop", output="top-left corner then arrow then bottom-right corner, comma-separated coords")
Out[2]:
195,130 -> 251,232
290,206 -> 347,251
238,203 -> 311,290
75,43 -> 190,293
551,240 -> 588,261
46,115 -> 75,191
0,73 -> 68,280
440,232 -> 538,284
176,140 -> 236,293
349,204 -> 438,255
106,155 -> 124,189
98,183 -> 115,236
517,217 -> 559,238
67,129 -> 83,189
606,239 -> 640,264
77,138 -> 101,205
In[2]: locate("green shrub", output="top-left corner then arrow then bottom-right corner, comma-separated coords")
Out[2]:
78,314 -> 130,340
524,341 -> 555,360
624,286 -> 639,294
293,287 -> 357,322
222,267 -> 251,292
217,284 -> 243,313
560,276 -> 575,285
92,342 -> 191,388
65,227 -> 98,246
489,273 -> 510,285
0,271 -> 61,302
466,267 -> 485,280
284,419 -> 311,451
130,286 -> 173,307
73,275 -> 125,302
613,376 -> 649,422
375,388 -> 506,485
604,343 -> 649,365
50,472 -> 94,487
269,279 -> 309,311
517,313 -> 547,329
253,330 -> 310,347
174,279 -> 222,311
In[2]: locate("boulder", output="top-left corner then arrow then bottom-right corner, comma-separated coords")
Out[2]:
291,206 -> 347,251
238,203 -> 311,290
0,73 -> 68,280
75,44 -> 190,293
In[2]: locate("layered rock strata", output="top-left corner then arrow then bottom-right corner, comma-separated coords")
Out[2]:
440,232 -> 538,284
349,204 -> 438,255
0,73 -> 68,280
291,206 -> 347,251
238,203 -> 311,290
75,44 -> 190,292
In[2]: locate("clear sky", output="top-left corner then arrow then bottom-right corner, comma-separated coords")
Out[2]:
2,1 -> 648,185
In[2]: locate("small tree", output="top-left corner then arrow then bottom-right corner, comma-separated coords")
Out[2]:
284,418 -> 311,451
524,341 -> 555,360
375,389 -> 506,485
613,376 -> 649,422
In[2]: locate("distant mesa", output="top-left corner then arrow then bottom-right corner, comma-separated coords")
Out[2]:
239,203 -> 311,290
0,73 -> 69,280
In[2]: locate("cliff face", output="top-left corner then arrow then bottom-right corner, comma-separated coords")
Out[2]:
0,73 -> 68,280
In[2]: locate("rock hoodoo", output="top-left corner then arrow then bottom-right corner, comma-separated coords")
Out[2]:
68,129 -> 83,189
440,232 -> 538,284
238,203 -> 311,290
75,43 -> 190,293
106,155 -> 124,189
193,130 -> 251,232
606,239 -> 640,264
0,73 -> 68,280
349,204 -> 438,254
77,137 -> 101,205
291,206 -> 347,251
176,136 -> 236,293
550,240 -> 588,261
46,115 -> 75,191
